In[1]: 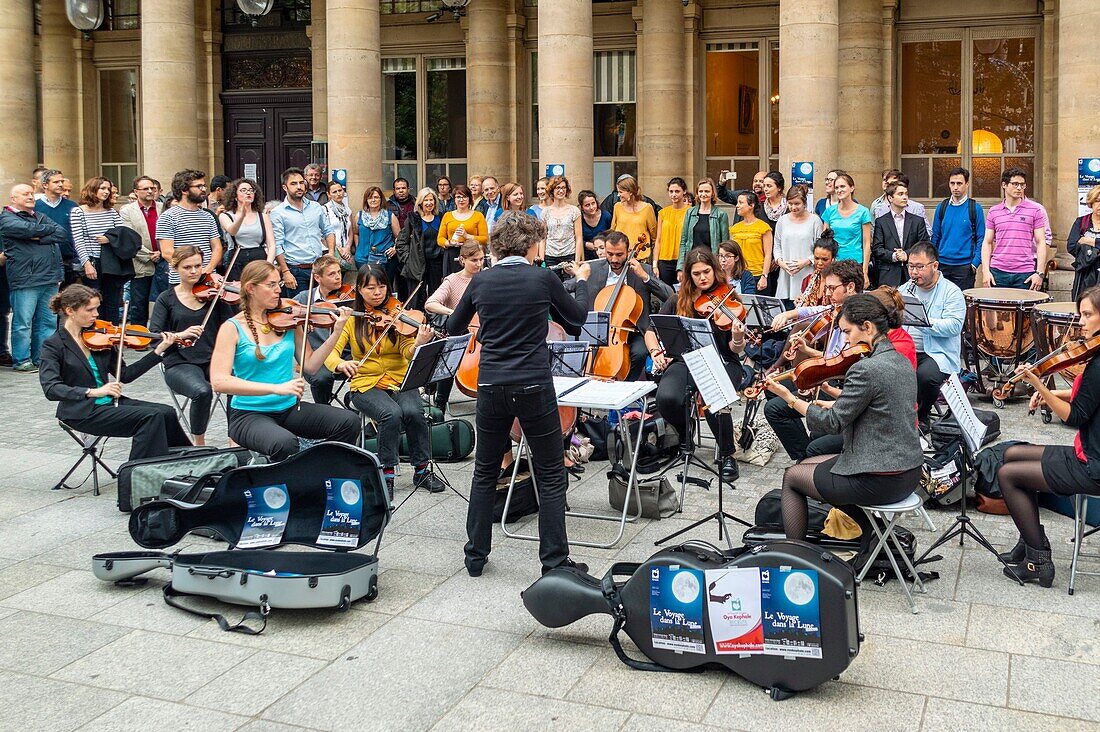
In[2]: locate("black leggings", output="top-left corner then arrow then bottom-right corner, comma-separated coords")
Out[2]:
915,352 -> 947,423
227,403 -> 361,462
998,444 -> 1059,549
163,363 -> 214,435
655,360 -> 735,456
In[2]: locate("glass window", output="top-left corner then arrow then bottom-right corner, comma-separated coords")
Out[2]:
383,59 -> 417,161
427,61 -> 466,160
99,69 -> 138,188
972,37 -> 1034,155
593,51 -> 636,185
900,40 -> 962,156
706,47 -> 759,158
594,104 -> 635,158
770,43 -> 779,158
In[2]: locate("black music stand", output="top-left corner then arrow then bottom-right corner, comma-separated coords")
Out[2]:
390,334 -> 473,509
915,375 -> 1024,584
738,295 -> 785,441
901,296 -> 931,328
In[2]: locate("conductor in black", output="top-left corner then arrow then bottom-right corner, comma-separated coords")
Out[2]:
447,212 -> 592,577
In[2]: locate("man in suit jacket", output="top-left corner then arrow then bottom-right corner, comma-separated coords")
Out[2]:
563,230 -> 673,380
871,181 -> 929,287
118,175 -> 165,326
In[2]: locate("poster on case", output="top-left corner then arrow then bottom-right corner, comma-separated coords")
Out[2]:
649,565 -> 706,654
238,484 -> 290,549
1078,159 -> 1100,217
760,566 -> 822,659
317,478 -> 363,548
705,567 -> 764,655
792,161 -> 815,210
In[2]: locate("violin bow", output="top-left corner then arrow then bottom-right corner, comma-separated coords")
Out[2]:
196,246 -> 242,336
113,301 -> 130,408
295,275 -> 317,411
331,284 -> 423,401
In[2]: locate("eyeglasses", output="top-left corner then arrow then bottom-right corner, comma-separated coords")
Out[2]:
1006,181 -> 1027,188
907,261 -> 935,271
238,188 -> 255,194
825,176 -> 838,182
823,283 -> 844,293
717,253 -> 736,260
189,184 -> 207,190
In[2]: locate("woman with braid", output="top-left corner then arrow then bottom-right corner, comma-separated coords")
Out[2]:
210,260 -> 361,461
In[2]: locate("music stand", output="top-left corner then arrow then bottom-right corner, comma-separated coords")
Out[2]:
915,374 -> 1024,584
901,296 -> 931,328
390,334 -> 473,509
741,294 -> 785,329
655,344 -> 750,549
581,311 -> 610,348
549,340 -> 590,378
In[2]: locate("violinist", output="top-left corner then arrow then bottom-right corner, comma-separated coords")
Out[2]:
446,213 -> 592,578
764,294 -> 922,571
763,260 -> 863,462
38,284 -> 192,460
209,260 -> 361,462
653,249 -> 746,480
424,240 -> 484,413
795,232 -> 838,307
717,240 -> 757,295
326,264 -> 443,496
563,230 -> 673,380
993,286 -> 1100,587
149,246 -> 234,445
292,254 -> 347,405
899,242 -> 965,431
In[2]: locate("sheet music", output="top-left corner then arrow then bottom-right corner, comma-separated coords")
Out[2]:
680,317 -> 718,353
552,377 -> 657,410
940,373 -> 987,453
683,345 -> 740,412
901,295 -> 931,328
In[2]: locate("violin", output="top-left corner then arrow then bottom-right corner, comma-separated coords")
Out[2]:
325,284 -> 355,304
743,343 -> 870,400
192,273 -> 241,304
266,299 -> 339,330
993,334 -> 1100,402
363,296 -> 443,338
82,320 -> 157,351
589,238 -> 646,380
694,283 -> 747,331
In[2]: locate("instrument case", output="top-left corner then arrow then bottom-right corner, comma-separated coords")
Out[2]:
523,539 -> 861,699
93,443 -> 390,633
115,446 -> 254,512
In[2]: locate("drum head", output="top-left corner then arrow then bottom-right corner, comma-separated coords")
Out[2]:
963,287 -> 1052,305
966,290 -> 1051,359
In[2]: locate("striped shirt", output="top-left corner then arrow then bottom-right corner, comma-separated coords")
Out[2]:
155,206 -> 220,284
985,198 -> 1047,274
69,207 -> 121,265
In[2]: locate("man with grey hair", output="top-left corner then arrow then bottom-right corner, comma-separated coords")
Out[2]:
303,163 -> 329,205
34,168 -> 79,285
0,183 -> 67,372
475,176 -> 504,233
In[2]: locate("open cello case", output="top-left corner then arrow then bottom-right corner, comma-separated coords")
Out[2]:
93,443 -> 390,634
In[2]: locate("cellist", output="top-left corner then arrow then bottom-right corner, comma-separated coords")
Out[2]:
563,230 -> 673,380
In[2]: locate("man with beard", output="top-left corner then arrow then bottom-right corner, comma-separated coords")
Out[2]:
156,169 -> 223,286
386,177 -> 415,229
270,167 -> 336,296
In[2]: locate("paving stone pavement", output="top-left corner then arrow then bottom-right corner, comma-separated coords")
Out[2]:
0,360 -> 1098,731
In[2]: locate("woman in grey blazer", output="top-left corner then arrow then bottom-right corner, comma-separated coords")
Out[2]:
765,294 -> 922,567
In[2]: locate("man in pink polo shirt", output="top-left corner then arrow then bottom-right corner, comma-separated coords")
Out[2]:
980,167 -> 1049,291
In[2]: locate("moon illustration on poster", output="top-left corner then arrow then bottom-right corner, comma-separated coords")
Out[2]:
671,570 -> 701,604
784,572 -> 816,606
340,480 -> 361,506
264,486 -> 287,510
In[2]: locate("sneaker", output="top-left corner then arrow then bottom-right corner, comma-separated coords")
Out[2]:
385,477 -> 395,503
12,361 -> 38,373
414,470 -> 447,494
0,353 -> 11,366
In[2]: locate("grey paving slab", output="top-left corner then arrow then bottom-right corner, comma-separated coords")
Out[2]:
51,629 -> 255,700
856,587 -> 971,646
621,714 -> 731,732
361,567 -> 447,616
237,722 -> 317,732
480,636 -> 602,699
1009,654 -> 1100,723
432,686 -> 630,730
79,696 -> 249,731
0,569 -> 130,619
920,698 -> 1100,732
87,582 -> 218,635
0,495 -> 119,560
954,556 -> 1100,619
0,611 -> 131,675
0,560 -> 70,600
185,649 -> 326,717
263,616 -> 521,731
0,670 -> 128,732
0,486 -> 77,521
966,603 -> 1100,666
378,533 -> 468,577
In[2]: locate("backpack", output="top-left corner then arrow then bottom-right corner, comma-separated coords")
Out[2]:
933,198 -> 981,262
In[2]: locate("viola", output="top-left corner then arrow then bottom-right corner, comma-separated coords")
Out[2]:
192,273 -> 241,304
993,333 -> 1100,402
82,320 -> 156,351
742,343 -> 870,400
589,238 -> 646,380
266,299 -> 338,330
694,283 -> 747,331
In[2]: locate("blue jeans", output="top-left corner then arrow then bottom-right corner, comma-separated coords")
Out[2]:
151,258 -> 170,301
10,283 -> 58,365
990,268 -> 1033,290
283,263 -> 314,297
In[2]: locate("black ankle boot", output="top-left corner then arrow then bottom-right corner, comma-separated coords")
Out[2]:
998,525 -> 1049,564
1003,544 -> 1055,587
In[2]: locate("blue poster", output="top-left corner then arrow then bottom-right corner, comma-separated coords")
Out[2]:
238,484 -> 290,549
649,565 -> 706,654
760,566 -> 822,659
318,477 -> 363,548
791,161 -> 815,209
1078,159 -> 1100,216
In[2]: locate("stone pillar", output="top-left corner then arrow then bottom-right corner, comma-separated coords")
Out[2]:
636,0 -> 689,198
837,0 -> 885,199
141,0 -> 197,185
778,0 -> 838,194
0,1 -> 37,185
1056,0 -> 1100,246
39,1 -> 80,176
327,0 -> 381,198
467,0 -> 513,181
538,0 -> 593,192
310,0 -> 327,143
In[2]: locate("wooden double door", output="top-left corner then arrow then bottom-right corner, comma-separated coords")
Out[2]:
223,91 -> 312,202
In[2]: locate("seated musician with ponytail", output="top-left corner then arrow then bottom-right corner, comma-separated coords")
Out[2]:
209,260 -> 361,461
765,294 -> 922,571
653,248 -> 746,481
292,254 -> 347,406
150,246 -> 235,445
327,264 -> 444,496
39,284 -> 192,460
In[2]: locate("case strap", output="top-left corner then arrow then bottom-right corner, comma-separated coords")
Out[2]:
162,583 -> 268,635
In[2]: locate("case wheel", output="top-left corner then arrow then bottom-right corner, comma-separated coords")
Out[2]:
992,397 -> 1005,409
365,575 -> 379,602
1041,408 -> 1052,424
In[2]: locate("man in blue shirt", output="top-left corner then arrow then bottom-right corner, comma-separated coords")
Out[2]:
33,168 -> 78,286
930,166 -> 984,291
475,176 -> 504,233
271,167 -> 336,296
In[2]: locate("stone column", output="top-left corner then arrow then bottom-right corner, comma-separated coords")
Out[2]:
467,0 -> 513,181
837,0 -> 885,199
538,0 -> 593,192
327,0 -> 381,197
1055,0 -> 1098,247
778,0 -> 838,194
39,1 -> 80,176
0,1 -> 37,185
637,0 -> 689,198
141,0 -> 197,185
310,0 -> 328,143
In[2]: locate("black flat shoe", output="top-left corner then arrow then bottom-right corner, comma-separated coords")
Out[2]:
566,463 -> 585,476
719,456 -> 739,482
465,557 -> 487,577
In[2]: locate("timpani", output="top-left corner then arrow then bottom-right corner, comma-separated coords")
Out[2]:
963,287 -> 1051,402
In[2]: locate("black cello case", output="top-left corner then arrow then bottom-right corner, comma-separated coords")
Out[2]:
522,539 -> 861,699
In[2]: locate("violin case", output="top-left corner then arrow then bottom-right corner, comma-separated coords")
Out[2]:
93,443 -> 390,633
522,539 -> 861,700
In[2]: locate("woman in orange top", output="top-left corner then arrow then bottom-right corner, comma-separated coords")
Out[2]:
610,177 -> 657,261
437,184 -> 488,276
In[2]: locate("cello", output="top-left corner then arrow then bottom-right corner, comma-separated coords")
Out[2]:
454,314 -> 481,398
589,237 -> 646,380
